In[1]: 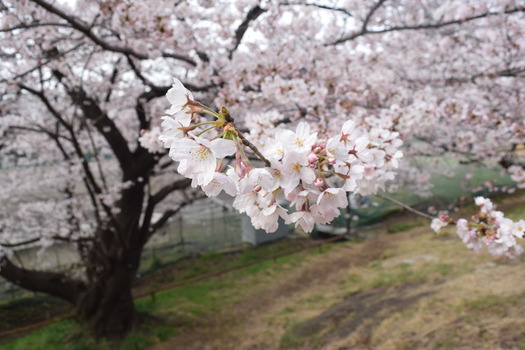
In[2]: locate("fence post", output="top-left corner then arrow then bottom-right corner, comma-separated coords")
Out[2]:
346,200 -> 352,237
178,215 -> 185,254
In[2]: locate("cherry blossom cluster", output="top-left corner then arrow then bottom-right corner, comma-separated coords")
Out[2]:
431,197 -> 525,258
156,79 -> 403,233
508,165 -> 525,189
431,214 -> 453,234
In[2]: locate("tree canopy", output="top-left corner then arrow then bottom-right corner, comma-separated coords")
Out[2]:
0,0 -> 524,338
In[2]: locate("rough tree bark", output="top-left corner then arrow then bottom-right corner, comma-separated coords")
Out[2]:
80,260 -> 139,338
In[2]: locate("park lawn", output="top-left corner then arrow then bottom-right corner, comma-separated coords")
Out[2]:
3,192 -> 525,350
1,236 -> 333,350
150,194 -> 525,350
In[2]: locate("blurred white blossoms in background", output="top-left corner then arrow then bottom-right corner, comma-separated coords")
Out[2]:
138,127 -> 163,153
508,165 -> 525,189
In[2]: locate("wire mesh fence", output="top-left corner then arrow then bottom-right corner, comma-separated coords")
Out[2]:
0,200 -> 248,303
138,201 -> 246,276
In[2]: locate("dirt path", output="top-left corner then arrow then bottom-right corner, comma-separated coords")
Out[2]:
149,226 -> 414,350
1,195 -> 524,348
149,194 -> 525,350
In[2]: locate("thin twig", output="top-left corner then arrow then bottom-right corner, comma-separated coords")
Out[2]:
375,193 -> 435,220
221,108 -> 271,167
236,131 -> 271,167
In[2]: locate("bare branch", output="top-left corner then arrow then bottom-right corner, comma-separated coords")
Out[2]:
17,83 -> 120,231
361,0 -> 387,33
62,83 -> 134,171
2,42 -> 84,84
330,5 -> 525,45
237,130 -> 271,167
0,256 -> 85,304
146,191 -> 207,243
28,0 -> 197,66
8,125 -> 72,142
0,235 -> 93,248
375,193 -> 435,220
149,210 -> 177,233
229,5 -> 267,59
19,84 -> 104,193
0,21 -> 72,32
150,178 -> 192,206
280,2 -> 353,17
138,178 -> 191,243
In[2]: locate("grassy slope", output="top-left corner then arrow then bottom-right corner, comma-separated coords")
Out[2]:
4,194 -> 525,350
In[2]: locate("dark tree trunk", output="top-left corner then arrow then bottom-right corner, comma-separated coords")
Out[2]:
0,251 -> 140,339
0,51 -> 189,341
79,263 -> 137,338
76,181 -> 147,339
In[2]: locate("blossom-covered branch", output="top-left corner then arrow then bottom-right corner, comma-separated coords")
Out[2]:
144,79 -> 403,233
431,197 -> 525,258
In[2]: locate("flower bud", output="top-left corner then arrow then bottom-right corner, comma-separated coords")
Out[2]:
307,153 -> 318,163
314,178 -> 324,188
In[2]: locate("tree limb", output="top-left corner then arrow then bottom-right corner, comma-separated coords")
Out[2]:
0,256 -> 86,304
330,5 -> 525,45
0,235 -> 93,248
229,5 -> 267,59
150,178 -> 192,206
280,2 -> 353,17
28,0 -> 197,66
0,21 -> 73,32
63,84 -> 134,172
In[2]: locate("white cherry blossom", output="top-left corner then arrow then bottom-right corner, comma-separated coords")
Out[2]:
431,218 -> 448,233
165,78 -> 194,115
280,151 -> 316,189
280,122 -> 317,154
169,136 -> 236,186
138,127 -> 163,153
201,172 -> 238,197
158,113 -> 192,148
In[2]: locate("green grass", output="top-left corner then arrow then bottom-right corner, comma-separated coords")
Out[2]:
3,238 -> 318,350
136,279 -> 233,318
5,193 -> 524,350
2,321 -> 76,350
337,248 -> 473,294
462,294 -> 521,313
2,317 -> 177,350
365,261 -> 453,289
279,321 -> 309,349
506,203 -> 525,221
387,219 -> 426,234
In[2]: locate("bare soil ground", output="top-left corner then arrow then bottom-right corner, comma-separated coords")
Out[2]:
150,231 -> 400,350
149,197 -> 525,350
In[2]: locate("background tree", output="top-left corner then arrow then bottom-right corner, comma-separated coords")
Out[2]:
0,0 -> 524,339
